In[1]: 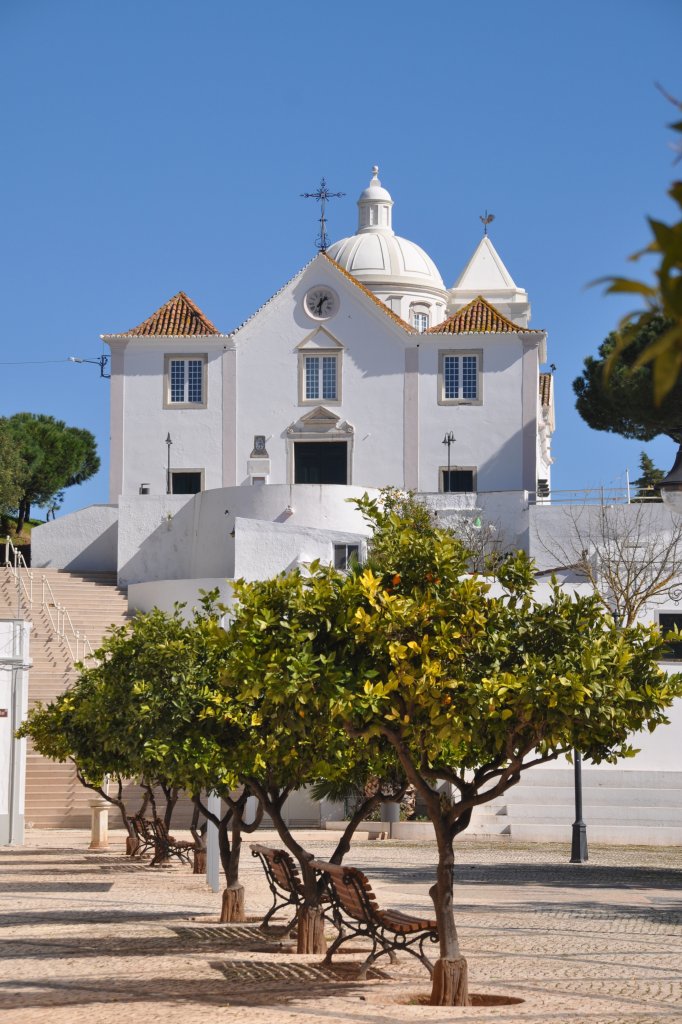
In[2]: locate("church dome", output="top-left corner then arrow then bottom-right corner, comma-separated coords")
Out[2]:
327,167 -> 446,296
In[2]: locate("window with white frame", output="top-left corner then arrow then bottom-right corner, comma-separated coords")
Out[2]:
334,543 -> 360,571
299,351 -> 340,403
164,355 -> 207,408
413,311 -> 429,333
438,350 -> 482,404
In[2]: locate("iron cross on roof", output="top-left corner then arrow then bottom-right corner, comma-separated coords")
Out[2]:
301,177 -> 345,253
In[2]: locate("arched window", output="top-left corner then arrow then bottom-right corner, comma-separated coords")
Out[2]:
412,311 -> 429,333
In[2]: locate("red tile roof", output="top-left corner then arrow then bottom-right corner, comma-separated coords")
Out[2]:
118,292 -> 220,337
539,371 -> 552,406
427,295 -> 542,335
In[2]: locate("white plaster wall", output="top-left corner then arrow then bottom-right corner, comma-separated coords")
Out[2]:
233,517 -> 367,581
31,505 -> 119,571
120,338 -> 226,497
235,259 -> 408,488
117,485 -> 378,586
117,494 -> 195,585
416,334 -> 527,494
528,502 -> 680,572
128,578 -> 234,618
422,490 -> 530,552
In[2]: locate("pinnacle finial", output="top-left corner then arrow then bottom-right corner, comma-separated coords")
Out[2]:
371,165 -> 380,182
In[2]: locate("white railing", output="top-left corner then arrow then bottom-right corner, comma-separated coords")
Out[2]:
529,486 -> 662,507
2,536 -> 93,662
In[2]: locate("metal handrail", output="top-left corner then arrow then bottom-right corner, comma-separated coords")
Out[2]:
2,536 -> 33,613
2,536 -> 93,662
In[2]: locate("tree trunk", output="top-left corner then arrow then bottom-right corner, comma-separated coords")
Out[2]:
163,786 -> 179,829
220,883 -> 245,922
16,499 -> 29,537
430,957 -> 469,1006
428,824 -> 469,1006
296,904 -> 326,954
193,849 -> 206,874
126,835 -> 140,857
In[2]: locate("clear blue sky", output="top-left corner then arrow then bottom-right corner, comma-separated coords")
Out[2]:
1,0 -> 680,517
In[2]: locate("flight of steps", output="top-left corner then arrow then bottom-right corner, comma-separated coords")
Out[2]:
481,768 -> 682,846
0,567 -> 130,828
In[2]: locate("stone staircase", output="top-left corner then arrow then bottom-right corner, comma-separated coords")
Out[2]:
478,768 -> 682,846
0,567 -> 130,828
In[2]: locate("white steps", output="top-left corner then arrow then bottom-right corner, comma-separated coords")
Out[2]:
485,768 -> 682,846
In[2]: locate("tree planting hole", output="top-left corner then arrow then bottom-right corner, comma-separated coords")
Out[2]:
409,993 -> 524,1007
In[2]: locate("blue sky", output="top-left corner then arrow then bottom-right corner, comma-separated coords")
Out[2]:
1,0 -> 680,516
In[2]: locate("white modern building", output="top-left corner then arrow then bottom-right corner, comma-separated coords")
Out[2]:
28,167 -> 682,842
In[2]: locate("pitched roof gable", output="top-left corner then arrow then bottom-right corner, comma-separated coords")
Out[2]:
427,295 -> 542,335
539,371 -> 552,406
113,292 -> 220,337
322,253 -> 414,331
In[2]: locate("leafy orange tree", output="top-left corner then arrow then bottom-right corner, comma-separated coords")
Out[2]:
206,567 -> 407,952
264,493 -> 681,1005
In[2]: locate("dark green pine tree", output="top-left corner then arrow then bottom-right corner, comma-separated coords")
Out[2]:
573,316 -> 682,446
633,452 -> 665,502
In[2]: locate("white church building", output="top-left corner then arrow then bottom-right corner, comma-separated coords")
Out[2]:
30,168 -> 682,843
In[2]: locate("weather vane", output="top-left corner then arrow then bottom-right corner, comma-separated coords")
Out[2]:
301,177 -> 345,252
480,210 -> 495,236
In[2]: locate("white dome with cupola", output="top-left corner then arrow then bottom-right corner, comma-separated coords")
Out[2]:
327,167 -> 448,330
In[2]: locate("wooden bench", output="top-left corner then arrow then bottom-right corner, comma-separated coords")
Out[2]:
127,815 -> 155,857
147,817 -> 197,867
250,843 -> 307,934
309,859 -> 439,977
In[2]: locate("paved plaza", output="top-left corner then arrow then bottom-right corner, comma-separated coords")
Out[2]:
0,828 -> 680,1024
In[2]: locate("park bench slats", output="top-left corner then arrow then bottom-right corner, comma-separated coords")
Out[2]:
250,843 -> 306,934
310,859 -> 439,977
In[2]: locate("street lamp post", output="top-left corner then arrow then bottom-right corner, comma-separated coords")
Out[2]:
165,433 -> 173,495
570,750 -> 589,863
442,432 -> 455,493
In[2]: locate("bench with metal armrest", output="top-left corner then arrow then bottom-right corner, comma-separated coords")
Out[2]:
250,843 -> 308,934
309,859 -> 439,977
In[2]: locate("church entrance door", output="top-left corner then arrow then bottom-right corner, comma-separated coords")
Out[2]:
294,442 -> 347,484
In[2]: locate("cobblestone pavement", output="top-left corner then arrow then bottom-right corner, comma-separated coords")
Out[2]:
1,829 -> 681,1023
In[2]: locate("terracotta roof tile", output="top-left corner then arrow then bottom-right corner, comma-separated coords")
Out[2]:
539,372 -> 552,406
427,295 -> 542,335
323,253 -> 414,331
116,292 -> 220,337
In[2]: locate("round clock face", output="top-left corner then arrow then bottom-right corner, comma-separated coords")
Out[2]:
305,286 -> 338,320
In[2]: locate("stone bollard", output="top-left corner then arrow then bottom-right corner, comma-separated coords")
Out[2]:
88,796 -> 110,850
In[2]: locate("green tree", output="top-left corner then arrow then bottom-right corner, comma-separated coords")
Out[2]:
0,420 -> 25,525
594,91 -> 682,403
573,316 -> 682,444
299,494 -> 681,1005
633,452 -> 665,501
2,413 -> 99,533
208,567 -> 407,951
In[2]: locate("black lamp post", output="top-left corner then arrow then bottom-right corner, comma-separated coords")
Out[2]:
442,431 -> 455,492
570,751 -> 588,863
165,433 -> 173,495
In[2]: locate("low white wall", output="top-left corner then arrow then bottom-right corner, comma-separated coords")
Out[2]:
118,484 -> 378,586
31,505 -> 119,572
234,518 -> 366,581
128,578 -> 234,618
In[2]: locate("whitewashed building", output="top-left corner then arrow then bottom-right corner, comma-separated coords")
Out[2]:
29,168 -> 682,842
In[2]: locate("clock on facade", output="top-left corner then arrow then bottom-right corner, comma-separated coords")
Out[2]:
304,286 -> 338,320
